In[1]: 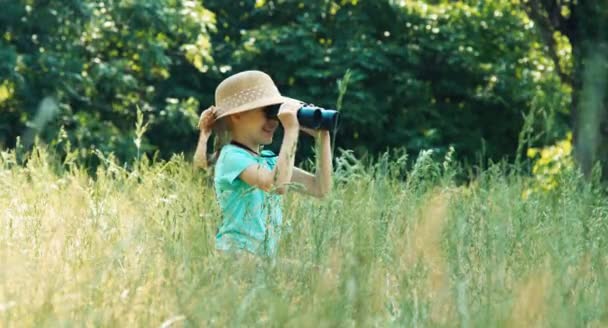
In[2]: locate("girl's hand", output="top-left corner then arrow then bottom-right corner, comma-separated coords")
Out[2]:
198,106 -> 216,138
277,100 -> 301,131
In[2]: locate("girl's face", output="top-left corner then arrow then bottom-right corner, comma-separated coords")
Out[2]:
229,106 -> 280,145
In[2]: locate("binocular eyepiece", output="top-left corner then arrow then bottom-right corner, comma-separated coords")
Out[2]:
264,104 -> 339,131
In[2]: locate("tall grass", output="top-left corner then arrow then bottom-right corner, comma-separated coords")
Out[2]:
1,143 -> 607,327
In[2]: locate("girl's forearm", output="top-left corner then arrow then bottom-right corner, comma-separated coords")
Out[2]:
193,132 -> 210,169
315,131 -> 333,196
273,128 -> 299,191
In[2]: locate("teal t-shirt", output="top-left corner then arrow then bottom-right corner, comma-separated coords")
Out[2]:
213,144 -> 283,257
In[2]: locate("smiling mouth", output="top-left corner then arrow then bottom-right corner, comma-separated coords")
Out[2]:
263,127 -> 275,134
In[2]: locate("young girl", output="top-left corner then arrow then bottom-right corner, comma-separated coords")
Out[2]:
193,70 -> 333,259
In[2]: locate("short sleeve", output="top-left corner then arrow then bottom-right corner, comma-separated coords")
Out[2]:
217,146 -> 258,184
261,150 -> 278,170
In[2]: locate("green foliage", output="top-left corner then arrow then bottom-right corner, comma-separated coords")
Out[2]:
206,0 -> 570,161
522,0 -> 608,178
523,132 -> 574,199
1,0 -> 572,165
0,0 -> 214,160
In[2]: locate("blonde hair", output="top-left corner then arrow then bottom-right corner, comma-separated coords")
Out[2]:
209,117 -> 231,166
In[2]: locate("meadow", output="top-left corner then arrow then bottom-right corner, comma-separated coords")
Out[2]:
1,145 -> 607,327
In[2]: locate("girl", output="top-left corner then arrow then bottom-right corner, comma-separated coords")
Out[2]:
193,70 -> 333,259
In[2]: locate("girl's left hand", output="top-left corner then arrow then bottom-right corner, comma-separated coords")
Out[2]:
198,106 -> 216,138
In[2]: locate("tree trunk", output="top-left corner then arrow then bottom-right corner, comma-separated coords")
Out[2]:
571,3 -> 608,180
572,46 -> 608,178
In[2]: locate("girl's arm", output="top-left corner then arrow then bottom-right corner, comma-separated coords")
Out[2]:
193,132 -> 210,169
193,107 -> 216,169
291,129 -> 333,198
239,101 -> 301,194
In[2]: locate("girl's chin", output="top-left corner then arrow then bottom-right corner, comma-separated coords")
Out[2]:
258,134 -> 272,144
262,131 -> 274,142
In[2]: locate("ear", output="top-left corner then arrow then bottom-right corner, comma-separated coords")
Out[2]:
229,113 -> 241,124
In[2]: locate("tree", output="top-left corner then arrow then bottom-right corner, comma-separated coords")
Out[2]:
1,0 -> 572,167
522,1 -> 608,178
205,0 -> 568,162
0,0 -> 214,161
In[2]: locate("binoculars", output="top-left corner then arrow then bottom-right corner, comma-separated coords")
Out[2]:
264,103 -> 339,131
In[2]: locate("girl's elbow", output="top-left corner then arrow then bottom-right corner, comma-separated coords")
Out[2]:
273,182 -> 290,194
258,182 -> 274,193
257,178 -> 279,193
266,177 -> 289,194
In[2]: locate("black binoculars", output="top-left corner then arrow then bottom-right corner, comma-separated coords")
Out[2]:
264,103 -> 339,131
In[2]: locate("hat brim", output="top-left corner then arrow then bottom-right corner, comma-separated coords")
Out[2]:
215,95 -> 303,120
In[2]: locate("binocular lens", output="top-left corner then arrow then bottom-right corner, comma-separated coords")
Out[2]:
264,104 -> 339,131
297,107 -> 323,129
320,109 -> 339,130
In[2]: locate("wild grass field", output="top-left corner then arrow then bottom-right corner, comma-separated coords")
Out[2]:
1,145 -> 607,327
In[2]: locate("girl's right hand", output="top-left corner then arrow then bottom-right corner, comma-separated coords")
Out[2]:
277,100 -> 301,131
198,106 -> 216,138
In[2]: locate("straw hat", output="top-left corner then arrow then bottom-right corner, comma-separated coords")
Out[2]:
212,70 -> 302,120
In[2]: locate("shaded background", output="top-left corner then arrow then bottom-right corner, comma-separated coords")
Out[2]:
0,0 -> 605,175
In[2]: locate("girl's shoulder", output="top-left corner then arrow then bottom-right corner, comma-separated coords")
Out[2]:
215,144 -> 251,172
219,144 -> 251,159
218,144 -> 275,166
